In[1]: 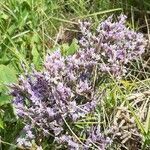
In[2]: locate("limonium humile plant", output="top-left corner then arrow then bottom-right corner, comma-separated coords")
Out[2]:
11,14 -> 147,150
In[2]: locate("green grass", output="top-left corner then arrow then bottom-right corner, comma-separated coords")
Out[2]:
0,0 -> 150,149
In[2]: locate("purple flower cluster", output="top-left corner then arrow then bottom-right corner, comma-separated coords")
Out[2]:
11,49 -> 104,149
11,14 -> 146,149
56,126 -> 111,150
79,14 -> 147,77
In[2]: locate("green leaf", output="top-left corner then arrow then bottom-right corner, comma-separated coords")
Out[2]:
31,45 -> 40,67
61,39 -> 79,56
0,12 -> 9,20
0,118 -> 4,129
31,32 -> 39,43
0,55 -> 11,65
62,43 -> 69,56
0,86 -> 2,92
0,65 -> 16,106
67,39 -> 79,55
0,65 -> 17,84
0,93 -> 11,106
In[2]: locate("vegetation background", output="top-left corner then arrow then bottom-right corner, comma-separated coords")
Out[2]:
0,0 -> 150,149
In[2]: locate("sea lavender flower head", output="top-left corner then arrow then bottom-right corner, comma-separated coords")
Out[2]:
11,50 -> 99,149
11,14 -> 147,149
79,14 -> 147,77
